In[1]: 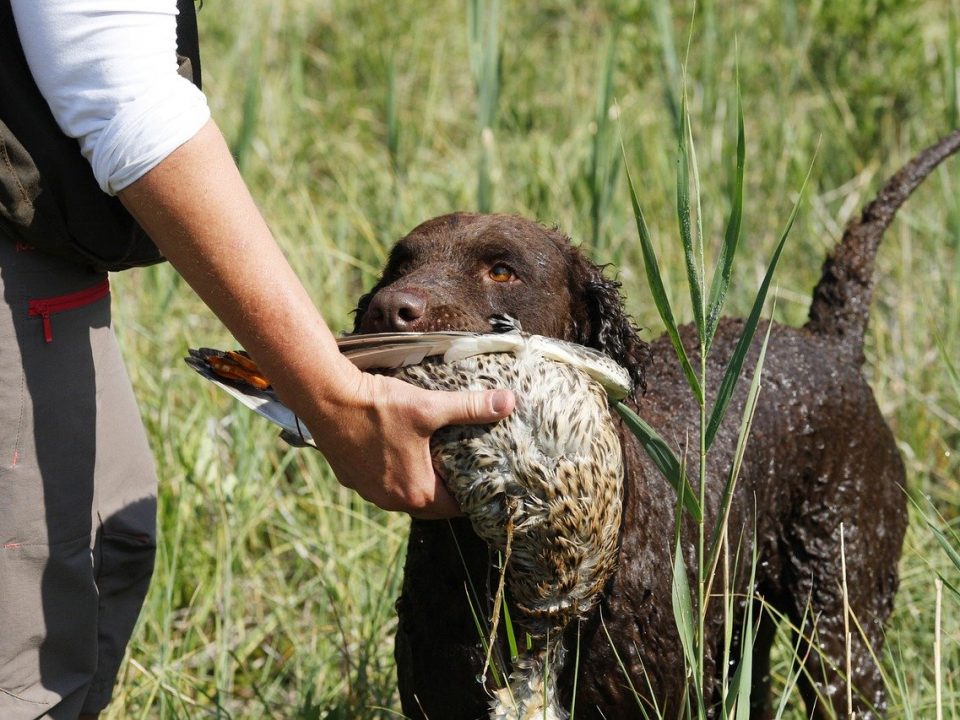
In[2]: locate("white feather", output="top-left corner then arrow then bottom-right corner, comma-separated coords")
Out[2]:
339,331 -> 631,400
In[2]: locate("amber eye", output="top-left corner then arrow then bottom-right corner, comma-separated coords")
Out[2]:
488,263 -> 514,282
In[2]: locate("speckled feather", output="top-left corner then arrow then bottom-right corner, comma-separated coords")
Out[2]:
394,344 -> 623,636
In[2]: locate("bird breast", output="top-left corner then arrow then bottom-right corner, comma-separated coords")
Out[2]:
392,345 -> 624,635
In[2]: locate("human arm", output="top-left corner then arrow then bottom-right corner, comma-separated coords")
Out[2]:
118,120 -> 514,517
10,0 -> 515,517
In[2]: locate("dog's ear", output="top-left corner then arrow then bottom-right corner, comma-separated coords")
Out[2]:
563,243 -> 650,394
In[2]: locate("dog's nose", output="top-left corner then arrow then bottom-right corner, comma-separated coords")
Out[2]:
362,289 -> 427,332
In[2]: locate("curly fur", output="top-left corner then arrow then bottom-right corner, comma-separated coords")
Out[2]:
350,127 -> 959,720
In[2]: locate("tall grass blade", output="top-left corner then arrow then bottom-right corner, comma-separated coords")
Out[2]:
781,0 -> 798,43
935,579 -> 944,720
451,524 -> 507,689
705,312 -> 774,587
936,334 -> 960,400
501,591 -> 520,661
700,0 -> 719,115
773,603 -> 813,718
287,20 -> 306,111
463,583 -> 506,689
385,58 -> 400,174
705,150 -> 817,449
671,541 -> 703,713
468,0 -> 502,131
729,545 -> 759,719
624,155 -> 704,403
929,522 -> 960,574
589,28 -> 621,249
888,643 -> 916,720
232,36 -> 264,174
468,0 -> 501,213
652,0 -> 683,139
599,610 -> 652,719
913,493 -> 960,601
706,73 -> 745,348
677,94 -> 706,342
949,1 -> 958,130
615,402 -> 702,521
939,574 -> 960,603
478,133 -> 494,214
568,622 -> 581,720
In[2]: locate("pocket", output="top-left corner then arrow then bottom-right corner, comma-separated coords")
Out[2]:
27,278 -> 110,343
0,101 -> 161,271
0,122 -> 38,228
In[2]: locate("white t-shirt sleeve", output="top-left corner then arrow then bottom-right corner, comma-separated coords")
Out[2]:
9,0 -> 211,195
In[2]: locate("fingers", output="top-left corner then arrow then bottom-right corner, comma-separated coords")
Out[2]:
307,373 -> 514,520
427,387 -> 516,428
395,386 -> 513,518
373,383 -> 513,516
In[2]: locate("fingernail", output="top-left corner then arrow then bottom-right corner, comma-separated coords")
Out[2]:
491,389 -> 512,415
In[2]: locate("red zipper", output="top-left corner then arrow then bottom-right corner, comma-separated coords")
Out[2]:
28,279 -> 110,343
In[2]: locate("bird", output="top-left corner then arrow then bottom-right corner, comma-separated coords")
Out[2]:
186,316 -> 630,719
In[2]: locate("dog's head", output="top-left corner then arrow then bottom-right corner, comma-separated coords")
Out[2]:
353,212 -> 649,390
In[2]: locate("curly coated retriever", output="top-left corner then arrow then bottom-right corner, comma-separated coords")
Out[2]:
353,130 -> 960,719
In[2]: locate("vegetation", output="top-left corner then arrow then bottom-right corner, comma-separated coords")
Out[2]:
107,0 -> 959,717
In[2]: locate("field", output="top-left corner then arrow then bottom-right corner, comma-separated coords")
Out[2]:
106,0 -> 959,717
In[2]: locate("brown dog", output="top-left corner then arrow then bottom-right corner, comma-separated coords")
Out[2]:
354,130 -> 960,719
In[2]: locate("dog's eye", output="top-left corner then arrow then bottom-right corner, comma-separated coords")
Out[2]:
488,263 -> 514,282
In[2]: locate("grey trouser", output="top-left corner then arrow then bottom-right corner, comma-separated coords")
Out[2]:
0,234 -> 157,719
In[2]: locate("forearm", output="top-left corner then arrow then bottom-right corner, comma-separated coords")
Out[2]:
119,119 -> 513,517
118,119 -> 358,423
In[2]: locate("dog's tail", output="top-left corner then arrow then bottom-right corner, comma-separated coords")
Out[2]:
806,129 -> 960,363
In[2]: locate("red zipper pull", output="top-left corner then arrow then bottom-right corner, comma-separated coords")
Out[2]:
40,308 -> 52,343
27,278 -> 109,344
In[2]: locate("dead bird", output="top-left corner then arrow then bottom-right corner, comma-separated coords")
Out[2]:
187,317 -> 631,719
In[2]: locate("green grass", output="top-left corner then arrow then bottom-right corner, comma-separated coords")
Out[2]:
106,0 -> 959,717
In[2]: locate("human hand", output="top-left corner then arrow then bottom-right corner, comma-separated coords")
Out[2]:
303,367 -> 515,519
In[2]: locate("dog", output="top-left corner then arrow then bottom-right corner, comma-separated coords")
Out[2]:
353,130 -> 960,719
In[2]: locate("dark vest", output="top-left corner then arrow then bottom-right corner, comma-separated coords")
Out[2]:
0,0 -> 202,271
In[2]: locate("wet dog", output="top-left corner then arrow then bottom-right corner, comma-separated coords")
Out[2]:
354,130 -> 960,719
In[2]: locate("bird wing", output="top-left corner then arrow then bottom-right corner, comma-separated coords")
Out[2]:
337,331 -> 515,369
185,349 -> 316,447
524,336 -> 631,401
185,331 -> 631,445
338,331 -> 630,399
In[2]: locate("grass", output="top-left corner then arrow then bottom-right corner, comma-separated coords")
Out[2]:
105,0 -> 958,717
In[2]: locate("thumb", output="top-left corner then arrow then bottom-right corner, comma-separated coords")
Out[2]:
429,388 -> 515,428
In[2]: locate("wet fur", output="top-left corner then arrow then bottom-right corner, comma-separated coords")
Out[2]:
353,131 -> 960,719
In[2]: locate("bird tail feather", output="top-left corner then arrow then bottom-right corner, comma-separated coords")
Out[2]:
489,635 -> 568,720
